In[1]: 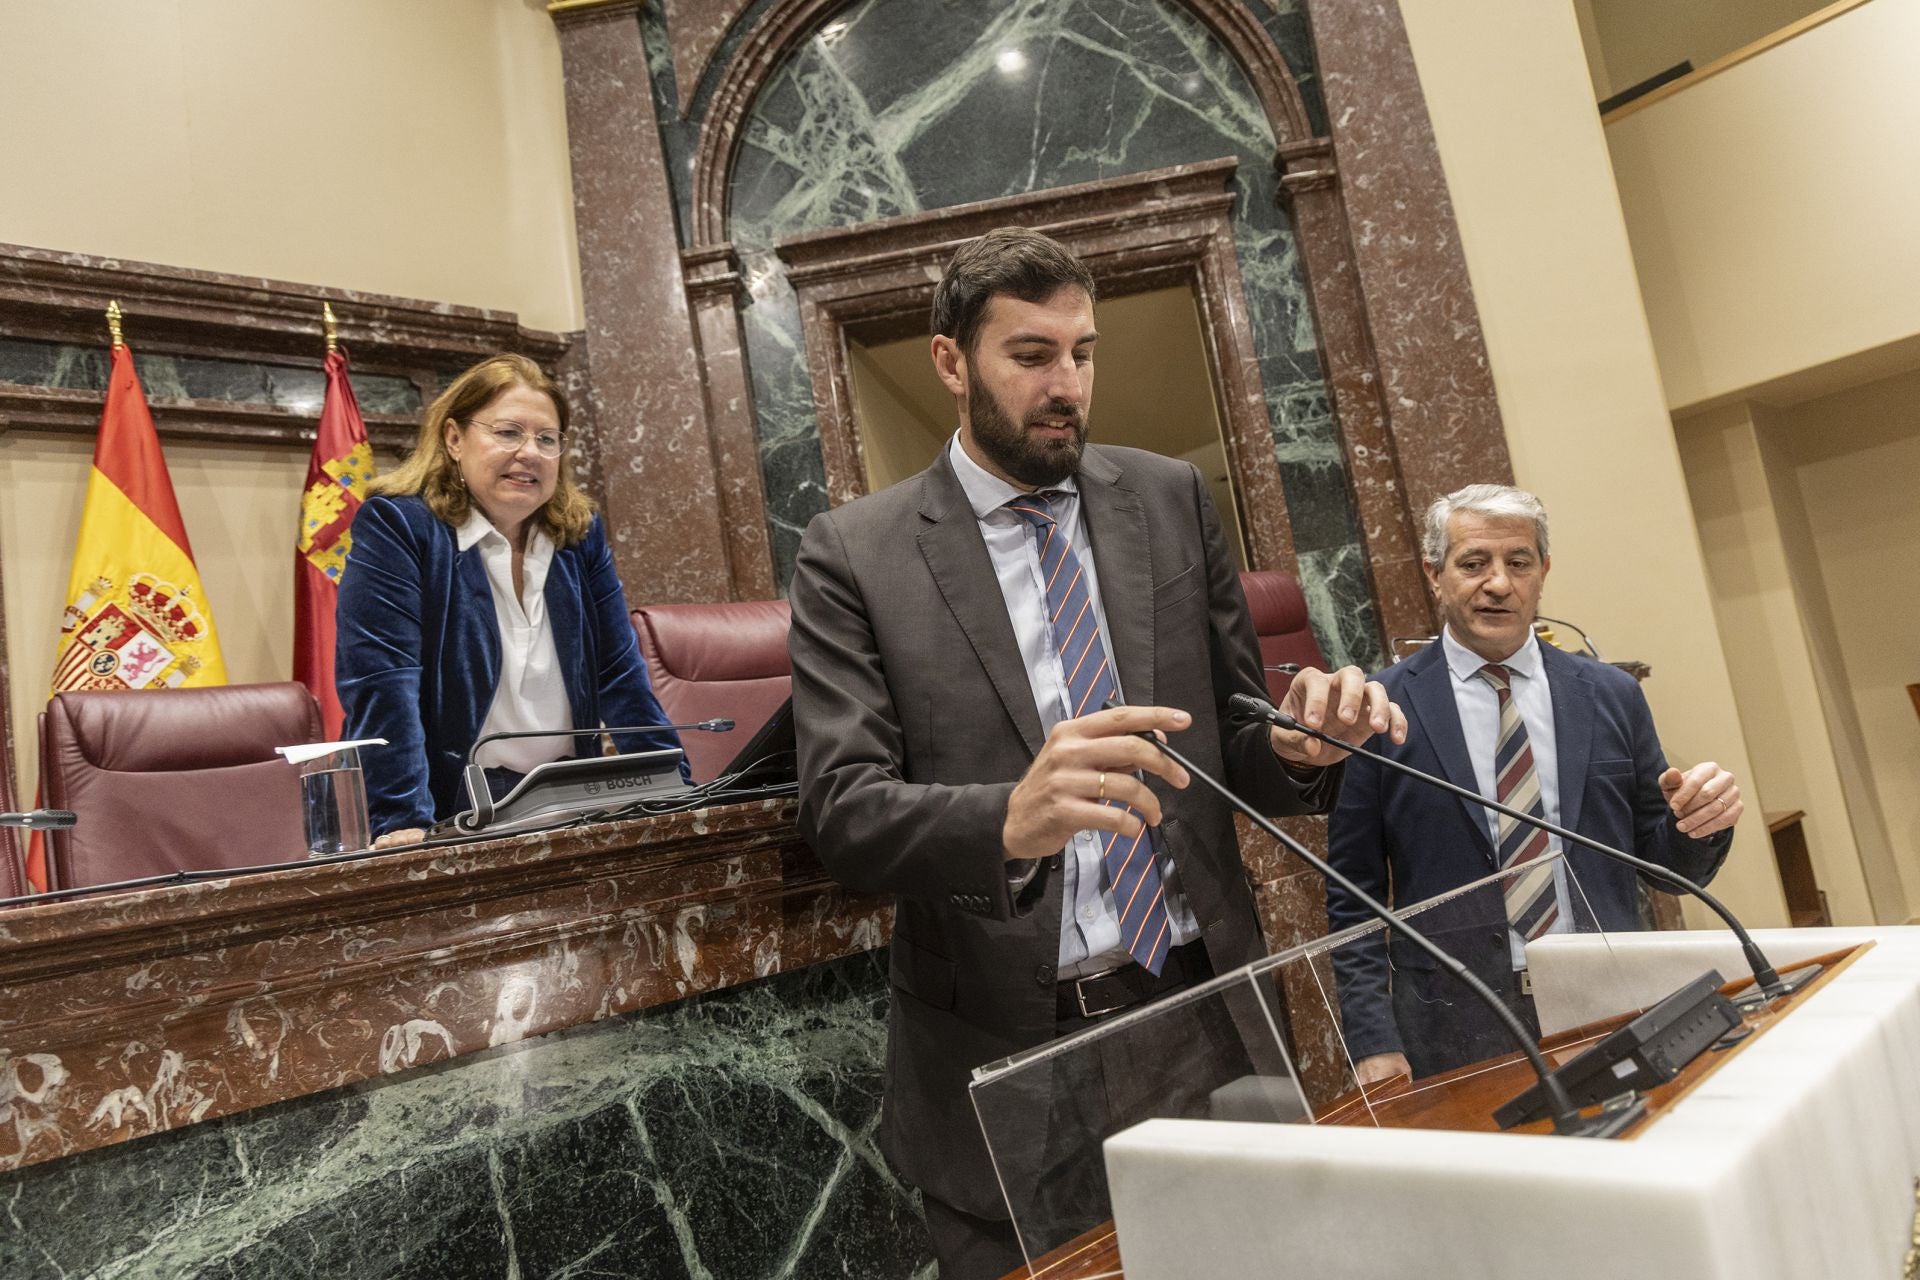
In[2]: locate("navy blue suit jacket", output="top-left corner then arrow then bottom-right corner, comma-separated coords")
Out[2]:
1325,639 -> 1732,1063
336,494 -> 683,835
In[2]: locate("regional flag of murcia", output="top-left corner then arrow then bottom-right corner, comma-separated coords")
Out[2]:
51,343 -> 227,696
292,347 -> 372,739
31,339 -> 227,889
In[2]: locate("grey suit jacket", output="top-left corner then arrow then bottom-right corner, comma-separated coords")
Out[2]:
788,442 -> 1336,1217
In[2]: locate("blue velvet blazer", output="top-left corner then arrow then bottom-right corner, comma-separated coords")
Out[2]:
336,494 -> 683,835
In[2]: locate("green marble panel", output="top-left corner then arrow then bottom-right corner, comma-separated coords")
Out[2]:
0,952 -> 930,1280
0,337 -> 422,417
686,0 -> 1380,668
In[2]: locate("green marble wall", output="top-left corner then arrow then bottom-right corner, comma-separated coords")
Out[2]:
0,338 -> 423,417
640,0 -> 1383,670
0,952 -> 929,1280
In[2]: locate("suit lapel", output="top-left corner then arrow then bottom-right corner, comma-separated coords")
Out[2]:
916,452 -> 1048,758
1545,644 -> 1595,835
1077,448 -> 1154,708
1403,644 -> 1497,860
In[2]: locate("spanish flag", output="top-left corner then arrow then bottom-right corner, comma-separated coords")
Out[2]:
292,347 -> 372,739
30,333 -> 227,890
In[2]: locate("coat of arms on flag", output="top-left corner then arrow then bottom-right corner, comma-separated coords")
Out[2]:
298,441 -> 373,583
293,325 -> 374,739
52,571 -> 215,693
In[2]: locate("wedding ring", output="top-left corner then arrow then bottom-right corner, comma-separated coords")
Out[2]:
1097,772 -> 1107,803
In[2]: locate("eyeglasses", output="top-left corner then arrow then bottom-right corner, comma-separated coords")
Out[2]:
466,418 -> 565,458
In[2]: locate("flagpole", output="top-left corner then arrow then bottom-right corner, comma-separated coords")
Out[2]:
106,300 -> 124,349
322,302 -> 339,355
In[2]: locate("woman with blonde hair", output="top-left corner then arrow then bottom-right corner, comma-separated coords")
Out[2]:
337,352 -> 683,845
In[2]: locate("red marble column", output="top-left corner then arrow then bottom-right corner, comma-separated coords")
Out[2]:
684,245 -> 776,601
1303,0 -> 1514,522
553,2 -> 735,605
1280,139 -> 1434,649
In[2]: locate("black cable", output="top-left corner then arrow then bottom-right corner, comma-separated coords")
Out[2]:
1125,725 -> 1595,1135
1240,694 -> 1789,999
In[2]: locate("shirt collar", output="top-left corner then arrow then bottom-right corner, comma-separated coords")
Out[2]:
947,432 -> 1079,522
1441,624 -> 1543,684
455,506 -> 552,560
456,506 -> 500,552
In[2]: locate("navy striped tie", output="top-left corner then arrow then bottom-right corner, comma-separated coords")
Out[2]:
1007,492 -> 1173,975
1476,663 -> 1559,939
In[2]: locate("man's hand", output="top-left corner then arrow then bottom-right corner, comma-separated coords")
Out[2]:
1268,665 -> 1407,767
1003,705 -> 1193,863
372,827 -> 427,850
1660,762 -> 1743,838
1354,1052 -> 1411,1088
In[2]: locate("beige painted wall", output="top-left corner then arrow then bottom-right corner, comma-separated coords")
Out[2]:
1774,372 -> 1920,915
0,0 -> 581,333
1,433 -> 313,802
1604,0 -> 1920,411
0,0 -> 581,804
1584,0 -> 1828,99
1397,0 -> 1788,926
1675,403 -> 1885,923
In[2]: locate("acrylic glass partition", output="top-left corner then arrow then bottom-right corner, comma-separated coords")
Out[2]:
969,852 -> 1660,1274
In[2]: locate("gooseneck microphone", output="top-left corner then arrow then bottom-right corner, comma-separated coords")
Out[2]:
1229,691 -> 1812,1003
466,719 -> 735,768
1111,704 -> 1619,1137
0,809 -> 78,831
460,720 -> 735,832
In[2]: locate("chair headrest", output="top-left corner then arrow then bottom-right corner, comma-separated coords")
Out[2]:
632,601 -> 792,683
47,682 -> 323,772
1240,570 -> 1311,635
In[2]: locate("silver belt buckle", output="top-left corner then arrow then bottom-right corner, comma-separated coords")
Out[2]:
1071,964 -> 1129,1019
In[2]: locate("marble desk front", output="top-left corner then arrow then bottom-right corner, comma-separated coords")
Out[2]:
0,799 -> 890,1175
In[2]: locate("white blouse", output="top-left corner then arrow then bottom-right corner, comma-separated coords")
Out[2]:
458,509 -> 575,774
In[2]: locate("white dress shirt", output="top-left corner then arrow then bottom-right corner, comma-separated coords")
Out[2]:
947,434 -> 1201,977
1440,626 -> 1570,961
459,509 -> 575,774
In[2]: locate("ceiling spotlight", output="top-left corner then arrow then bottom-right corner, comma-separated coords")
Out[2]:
996,47 -> 1029,75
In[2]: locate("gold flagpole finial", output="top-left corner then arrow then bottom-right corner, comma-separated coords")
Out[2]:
322,302 -> 340,354
106,300 -> 125,349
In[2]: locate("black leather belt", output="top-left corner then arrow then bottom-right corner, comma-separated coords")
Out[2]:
1057,938 -> 1212,1021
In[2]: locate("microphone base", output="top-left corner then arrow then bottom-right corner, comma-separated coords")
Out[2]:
1495,969 -> 1741,1130
1553,1091 -> 1648,1139
1732,962 -> 1825,1012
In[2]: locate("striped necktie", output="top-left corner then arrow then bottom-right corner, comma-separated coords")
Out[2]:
1007,492 -> 1173,976
1475,663 -> 1559,940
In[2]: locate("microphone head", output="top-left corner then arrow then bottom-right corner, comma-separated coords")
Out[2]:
40,810 -> 78,830
1229,692 -> 1277,719
700,719 -> 737,733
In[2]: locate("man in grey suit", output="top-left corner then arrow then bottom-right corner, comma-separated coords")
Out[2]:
789,227 -> 1402,1279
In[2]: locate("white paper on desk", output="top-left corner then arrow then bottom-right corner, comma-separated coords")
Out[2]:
273,738 -> 388,765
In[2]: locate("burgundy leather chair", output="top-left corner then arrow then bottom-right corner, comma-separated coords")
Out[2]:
39,682 -> 322,890
1237,569 -> 1329,705
631,601 -> 792,784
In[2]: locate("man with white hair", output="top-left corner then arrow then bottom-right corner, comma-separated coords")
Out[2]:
1325,483 -> 1741,1083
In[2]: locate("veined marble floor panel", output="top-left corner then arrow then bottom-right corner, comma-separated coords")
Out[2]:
0,952 -> 933,1280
